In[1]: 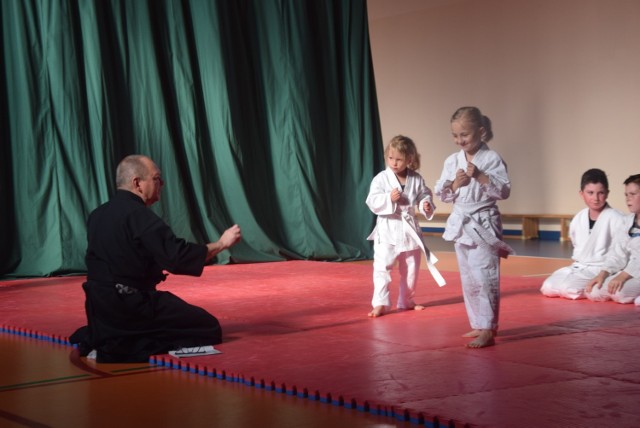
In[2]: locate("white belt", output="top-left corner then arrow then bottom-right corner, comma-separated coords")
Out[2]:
401,212 -> 446,287
461,215 -> 515,258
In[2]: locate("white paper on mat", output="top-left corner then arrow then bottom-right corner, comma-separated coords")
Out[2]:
168,345 -> 221,358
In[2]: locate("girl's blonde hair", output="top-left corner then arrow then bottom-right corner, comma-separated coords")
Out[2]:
451,106 -> 494,143
385,135 -> 421,170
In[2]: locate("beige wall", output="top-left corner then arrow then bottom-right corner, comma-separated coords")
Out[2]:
368,0 -> 640,215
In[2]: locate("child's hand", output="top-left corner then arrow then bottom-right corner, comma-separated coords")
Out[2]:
607,272 -> 630,295
390,188 -> 402,202
585,272 -> 607,293
466,162 -> 479,178
467,162 -> 490,184
423,201 -> 433,215
454,169 -> 471,189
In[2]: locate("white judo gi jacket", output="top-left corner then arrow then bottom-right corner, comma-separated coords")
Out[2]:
434,143 -> 514,257
366,167 -> 445,286
602,213 -> 640,278
570,206 -> 625,267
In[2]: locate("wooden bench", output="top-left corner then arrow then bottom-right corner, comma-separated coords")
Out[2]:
425,213 -> 573,241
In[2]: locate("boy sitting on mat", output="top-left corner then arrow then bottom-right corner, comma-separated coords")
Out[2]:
540,168 -> 624,300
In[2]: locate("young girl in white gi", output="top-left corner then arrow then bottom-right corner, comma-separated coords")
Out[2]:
585,174 -> 640,304
435,106 -> 513,348
366,135 -> 442,318
540,169 -> 624,300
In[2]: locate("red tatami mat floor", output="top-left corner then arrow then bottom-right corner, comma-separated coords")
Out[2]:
2,258 -> 640,427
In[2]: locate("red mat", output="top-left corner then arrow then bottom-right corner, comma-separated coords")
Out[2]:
2,260 -> 640,427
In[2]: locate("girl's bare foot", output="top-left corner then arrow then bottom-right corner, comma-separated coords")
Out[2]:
466,329 -> 495,348
368,306 -> 385,318
413,304 -> 425,311
462,329 -> 498,338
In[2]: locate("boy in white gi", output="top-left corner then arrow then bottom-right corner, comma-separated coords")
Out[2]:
540,169 -> 624,300
435,106 -> 513,348
585,174 -> 640,304
366,135 -> 444,318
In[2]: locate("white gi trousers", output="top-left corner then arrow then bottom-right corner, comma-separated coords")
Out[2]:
540,264 -> 602,300
586,277 -> 640,303
455,242 -> 500,330
586,214 -> 640,304
372,242 -> 421,309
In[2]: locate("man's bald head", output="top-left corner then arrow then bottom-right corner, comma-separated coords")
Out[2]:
115,155 -> 163,206
116,155 -> 153,189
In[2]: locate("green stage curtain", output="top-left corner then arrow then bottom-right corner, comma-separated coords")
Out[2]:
0,0 -> 383,278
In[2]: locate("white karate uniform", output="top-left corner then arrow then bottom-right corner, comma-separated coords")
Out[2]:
540,206 -> 624,299
586,213 -> 640,303
435,144 -> 513,331
366,167 -> 442,309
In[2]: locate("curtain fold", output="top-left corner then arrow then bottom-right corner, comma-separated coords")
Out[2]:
0,0 -> 383,278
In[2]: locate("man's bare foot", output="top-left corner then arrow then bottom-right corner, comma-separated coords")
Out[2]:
466,330 -> 495,348
368,306 -> 385,318
413,304 -> 425,311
